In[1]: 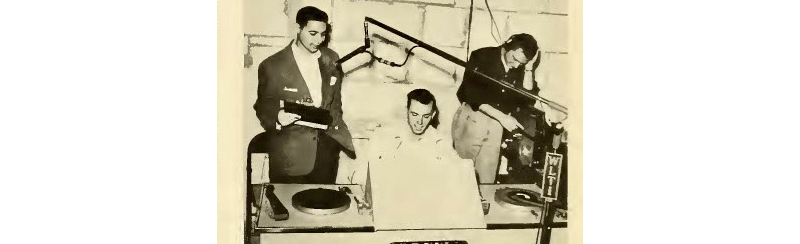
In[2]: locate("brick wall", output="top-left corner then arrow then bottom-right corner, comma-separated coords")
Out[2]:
242,0 -> 570,163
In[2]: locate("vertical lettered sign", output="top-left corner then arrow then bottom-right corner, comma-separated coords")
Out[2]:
541,152 -> 563,201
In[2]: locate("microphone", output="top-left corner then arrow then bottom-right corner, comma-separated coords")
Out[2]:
336,46 -> 368,66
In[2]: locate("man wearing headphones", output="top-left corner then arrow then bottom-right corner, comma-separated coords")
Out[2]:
452,33 -> 541,184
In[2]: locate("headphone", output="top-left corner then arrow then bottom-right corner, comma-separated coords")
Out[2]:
504,34 -> 522,44
504,34 -> 541,65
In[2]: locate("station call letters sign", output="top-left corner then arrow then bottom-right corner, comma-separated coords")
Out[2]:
541,152 -> 563,201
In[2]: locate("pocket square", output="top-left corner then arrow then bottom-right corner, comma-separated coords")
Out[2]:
283,87 -> 298,92
330,77 -> 337,86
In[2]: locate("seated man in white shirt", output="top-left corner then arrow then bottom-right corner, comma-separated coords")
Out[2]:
344,89 -> 485,229
371,89 -> 464,163
346,88 -> 469,186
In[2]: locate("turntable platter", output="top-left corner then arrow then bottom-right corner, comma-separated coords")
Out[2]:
291,188 -> 351,215
494,188 -> 544,212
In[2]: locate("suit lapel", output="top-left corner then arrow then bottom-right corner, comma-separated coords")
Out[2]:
319,56 -> 333,108
286,45 -> 313,101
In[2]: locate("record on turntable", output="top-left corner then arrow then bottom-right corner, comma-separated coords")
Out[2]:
256,184 -> 374,232
291,188 -> 351,215
494,187 -> 544,212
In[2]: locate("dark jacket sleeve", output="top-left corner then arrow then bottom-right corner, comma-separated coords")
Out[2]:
253,61 -> 281,131
508,66 -> 535,109
456,50 -> 489,111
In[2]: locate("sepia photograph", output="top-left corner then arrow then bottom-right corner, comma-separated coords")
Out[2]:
237,0 -> 577,243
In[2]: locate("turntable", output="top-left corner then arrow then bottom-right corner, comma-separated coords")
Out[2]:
255,184 -> 374,233
291,188 -> 351,215
480,184 -> 567,229
494,187 -> 544,212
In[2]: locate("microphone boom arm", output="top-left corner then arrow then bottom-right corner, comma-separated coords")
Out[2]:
336,17 -> 568,115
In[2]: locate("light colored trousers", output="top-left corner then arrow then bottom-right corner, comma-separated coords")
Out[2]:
451,103 -> 503,184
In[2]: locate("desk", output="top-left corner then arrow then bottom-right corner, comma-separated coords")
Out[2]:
256,184 -> 569,244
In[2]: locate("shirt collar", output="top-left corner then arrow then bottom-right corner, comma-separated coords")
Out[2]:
500,48 -> 510,72
291,40 -> 321,60
402,125 -> 439,143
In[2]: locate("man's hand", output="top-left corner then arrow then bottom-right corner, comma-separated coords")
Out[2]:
498,113 -> 525,132
479,104 -> 525,132
537,101 -> 570,134
277,109 -> 301,126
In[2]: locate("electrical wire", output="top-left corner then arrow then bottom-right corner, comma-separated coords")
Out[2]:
394,45 -> 421,67
484,0 -> 503,44
361,19 -> 419,68
466,0 -> 474,60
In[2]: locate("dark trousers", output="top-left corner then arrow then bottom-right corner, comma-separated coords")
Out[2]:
268,133 -> 341,184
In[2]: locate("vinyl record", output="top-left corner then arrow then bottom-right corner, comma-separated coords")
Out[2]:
291,188 -> 351,215
494,187 -> 544,212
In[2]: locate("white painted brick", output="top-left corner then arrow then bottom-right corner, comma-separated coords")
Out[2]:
506,13 -> 568,52
453,0 -> 471,8
530,54 -> 547,80
406,46 -> 465,88
331,1 -> 424,43
407,57 -> 455,88
456,0 -> 545,13
331,0 -> 382,42
248,45 -> 287,71
403,0 -> 456,5
414,45 -> 466,72
285,0 -> 334,35
422,6 -> 469,47
534,53 -> 569,107
244,0 -> 289,36
371,41 -> 411,81
248,36 -> 291,47
342,82 -> 415,137
547,0 -> 569,14
532,52 -> 570,125
466,9 -> 509,51
328,41 -> 361,58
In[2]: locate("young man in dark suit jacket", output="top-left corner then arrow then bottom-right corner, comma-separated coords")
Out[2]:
253,6 -> 354,184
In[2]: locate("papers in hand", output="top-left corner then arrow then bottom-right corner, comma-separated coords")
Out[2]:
283,101 -> 332,130
294,120 -> 328,130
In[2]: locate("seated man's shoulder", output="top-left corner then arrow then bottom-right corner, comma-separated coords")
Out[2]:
425,127 -> 449,143
367,124 -> 402,149
371,123 -> 403,138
